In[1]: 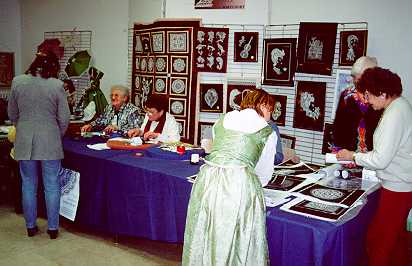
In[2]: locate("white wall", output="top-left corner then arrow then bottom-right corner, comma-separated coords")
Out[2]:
129,0 -> 162,26
166,0 -> 412,102
20,0 -> 130,99
5,0 -> 412,102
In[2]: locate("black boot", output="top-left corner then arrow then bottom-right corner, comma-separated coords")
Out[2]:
47,229 -> 59,239
27,226 -> 39,237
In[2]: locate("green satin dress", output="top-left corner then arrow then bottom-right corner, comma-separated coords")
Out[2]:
183,115 -> 272,266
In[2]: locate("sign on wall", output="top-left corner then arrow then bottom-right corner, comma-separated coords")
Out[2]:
194,0 -> 245,9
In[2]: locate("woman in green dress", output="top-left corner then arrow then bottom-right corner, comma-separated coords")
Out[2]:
183,89 -> 277,266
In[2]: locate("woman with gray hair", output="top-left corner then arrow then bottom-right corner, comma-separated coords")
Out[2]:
81,85 -> 141,135
332,56 -> 383,153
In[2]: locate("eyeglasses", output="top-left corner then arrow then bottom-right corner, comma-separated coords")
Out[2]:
144,108 -> 158,116
364,91 -> 369,101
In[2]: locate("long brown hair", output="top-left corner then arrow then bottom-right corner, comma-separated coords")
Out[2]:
26,50 -> 60,79
240,89 -> 275,116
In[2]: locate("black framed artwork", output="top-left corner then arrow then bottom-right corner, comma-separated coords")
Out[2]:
226,83 -> 256,112
293,81 -> 326,132
197,121 -> 215,145
234,32 -> 259,62
280,134 -> 296,149
322,123 -> 334,154
199,83 -> 223,113
271,94 -> 287,127
297,22 -> 338,76
262,38 -> 297,86
339,30 -> 368,66
194,27 -> 229,73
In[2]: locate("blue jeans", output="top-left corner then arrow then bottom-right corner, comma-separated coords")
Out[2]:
19,160 -> 61,230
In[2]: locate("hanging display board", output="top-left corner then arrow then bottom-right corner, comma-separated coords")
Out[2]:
132,20 -> 200,143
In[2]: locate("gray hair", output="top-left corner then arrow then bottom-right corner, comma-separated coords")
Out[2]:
351,56 -> 378,77
111,85 -> 130,97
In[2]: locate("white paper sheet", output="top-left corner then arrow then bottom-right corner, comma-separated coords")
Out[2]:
86,143 -> 110,150
325,153 -> 353,164
59,168 -> 80,221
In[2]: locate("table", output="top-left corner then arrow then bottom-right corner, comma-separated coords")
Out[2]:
63,138 -> 379,266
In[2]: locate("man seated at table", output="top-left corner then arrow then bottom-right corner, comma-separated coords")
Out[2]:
81,85 -> 141,134
127,94 -> 180,143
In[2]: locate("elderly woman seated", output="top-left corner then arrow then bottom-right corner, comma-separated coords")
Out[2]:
127,94 -> 180,143
81,85 -> 141,134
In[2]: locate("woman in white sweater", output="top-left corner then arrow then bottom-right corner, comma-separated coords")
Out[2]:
336,67 -> 412,266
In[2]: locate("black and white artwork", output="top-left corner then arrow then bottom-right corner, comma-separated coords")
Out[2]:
339,30 -> 368,66
293,81 -> 326,132
141,33 -> 152,53
297,22 -> 337,75
168,31 -> 188,53
263,38 -> 297,86
170,77 -> 187,96
171,56 -> 188,74
194,27 -> 229,73
153,77 -> 167,94
264,175 -> 306,192
175,119 -> 186,138
151,31 -> 165,53
155,56 -> 168,73
234,32 -> 259,62
169,98 -> 186,117
226,83 -> 256,112
197,121 -> 215,145
293,183 -> 366,208
271,95 -> 287,127
200,83 -> 223,113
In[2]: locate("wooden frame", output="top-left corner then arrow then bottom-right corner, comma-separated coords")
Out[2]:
0,52 -> 14,88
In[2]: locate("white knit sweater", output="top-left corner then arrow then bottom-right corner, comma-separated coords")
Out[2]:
355,97 -> 412,192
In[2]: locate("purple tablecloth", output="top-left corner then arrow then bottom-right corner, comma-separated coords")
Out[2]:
63,138 -> 378,266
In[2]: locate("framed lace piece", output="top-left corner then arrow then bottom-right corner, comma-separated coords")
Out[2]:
199,83 -> 223,113
339,30 -> 368,66
226,82 -> 256,112
262,38 -> 297,86
293,81 -> 326,132
234,32 -> 258,62
194,27 -> 229,73
271,95 -> 287,127
297,22 -> 337,75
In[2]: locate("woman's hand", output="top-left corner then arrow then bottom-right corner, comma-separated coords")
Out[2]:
127,128 -> 141,138
336,149 -> 354,161
143,131 -> 160,140
103,125 -> 118,134
81,124 -> 92,132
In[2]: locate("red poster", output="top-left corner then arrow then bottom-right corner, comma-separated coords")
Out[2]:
194,0 -> 245,9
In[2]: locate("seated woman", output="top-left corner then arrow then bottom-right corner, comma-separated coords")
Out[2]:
128,94 -> 180,143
